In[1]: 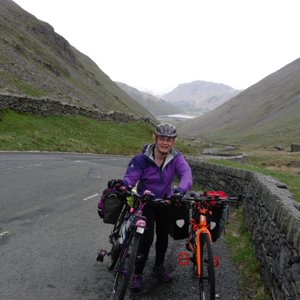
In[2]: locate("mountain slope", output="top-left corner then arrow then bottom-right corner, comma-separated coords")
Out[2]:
178,58 -> 300,147
162,80 -> 240,115
116,82 -> 180,116
0,0 -> 155,120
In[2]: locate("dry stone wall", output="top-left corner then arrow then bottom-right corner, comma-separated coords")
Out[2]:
188,159 -> 300,300
0,94 -> 154,124
291,143 -> 300,152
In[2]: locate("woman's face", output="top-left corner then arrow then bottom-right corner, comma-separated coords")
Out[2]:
155,136 -> 176,154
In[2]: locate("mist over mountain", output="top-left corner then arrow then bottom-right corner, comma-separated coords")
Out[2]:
116,80 -> 241,120
162,80 -> 241,116
0,0 -> 155,120
178,58 -> 300,148
115,82 -> 180,116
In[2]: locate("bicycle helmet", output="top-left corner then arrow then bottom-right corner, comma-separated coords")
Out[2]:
154,123 -> 177,138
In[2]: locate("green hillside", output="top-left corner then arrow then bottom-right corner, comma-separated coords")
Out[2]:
179,58 -> 300,149
0,0 -> 155,120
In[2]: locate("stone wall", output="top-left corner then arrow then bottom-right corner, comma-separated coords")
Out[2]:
291,143 -> 300,152
0,94 -> 154,124
188,159 -> 300,300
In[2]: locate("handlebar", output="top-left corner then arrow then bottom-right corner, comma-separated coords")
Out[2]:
113,186 -> 171,207
181,193 -> 239,203
169,192 -> 240,210
112,185 -> 240,208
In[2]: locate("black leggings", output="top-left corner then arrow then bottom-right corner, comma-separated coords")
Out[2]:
134,206 -> 171,274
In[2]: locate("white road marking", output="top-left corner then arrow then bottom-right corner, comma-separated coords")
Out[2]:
83,193 -> 100,201
0,164 -> 42,171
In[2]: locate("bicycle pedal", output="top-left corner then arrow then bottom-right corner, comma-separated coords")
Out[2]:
96,249 -> 107,262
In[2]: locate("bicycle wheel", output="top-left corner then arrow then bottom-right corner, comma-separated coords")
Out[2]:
111,232 -> 141,300
108,206 -> 129,271
198,232 -> 215,300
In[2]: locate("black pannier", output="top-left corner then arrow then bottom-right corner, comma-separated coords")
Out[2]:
209,204 -> 228,242
98,179 -> 126,224
100,191 -> 124,224
205,191 -> 229,242
169,206 -> 190,240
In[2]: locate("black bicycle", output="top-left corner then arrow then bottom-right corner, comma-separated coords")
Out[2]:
97,188 -> 168,300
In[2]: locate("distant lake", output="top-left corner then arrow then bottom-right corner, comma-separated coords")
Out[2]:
160,114 -> 196,119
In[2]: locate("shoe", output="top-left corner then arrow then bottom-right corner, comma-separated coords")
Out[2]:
152,265 -> 172,282
129,274 -> 143,291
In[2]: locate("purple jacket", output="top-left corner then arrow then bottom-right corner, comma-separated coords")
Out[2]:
123,144 -> 192,198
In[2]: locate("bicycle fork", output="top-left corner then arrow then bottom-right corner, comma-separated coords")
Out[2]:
196,213 -> 212,278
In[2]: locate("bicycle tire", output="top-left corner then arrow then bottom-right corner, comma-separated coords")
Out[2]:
198,232 -> 215,300
107,206 -> 129,271
111,232 -> 141,300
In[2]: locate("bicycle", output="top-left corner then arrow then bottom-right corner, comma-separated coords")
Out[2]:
176,190 -> 238,300
97,187 -> 168,300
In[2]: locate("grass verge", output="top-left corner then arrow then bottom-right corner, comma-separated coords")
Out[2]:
225,208 -> 272,300
0,110 -> 198,156
209,158 -> 300,202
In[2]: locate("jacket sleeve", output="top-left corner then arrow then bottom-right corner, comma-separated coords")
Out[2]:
175,155 -> 193,193
123,155 -> 143,189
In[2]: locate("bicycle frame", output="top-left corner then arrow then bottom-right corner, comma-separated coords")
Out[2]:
117,204 -> 147,252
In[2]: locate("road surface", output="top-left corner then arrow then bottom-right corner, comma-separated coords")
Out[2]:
0,152 -> 241,299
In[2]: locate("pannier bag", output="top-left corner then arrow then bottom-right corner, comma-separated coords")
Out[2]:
98,179 -> 125,224
205,191 -> 229,242
169,206 -> 190,240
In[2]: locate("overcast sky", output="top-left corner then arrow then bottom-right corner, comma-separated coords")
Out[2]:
13,0 -> 300,94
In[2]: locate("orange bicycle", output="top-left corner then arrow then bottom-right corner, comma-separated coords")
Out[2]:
177,191 -> 238,300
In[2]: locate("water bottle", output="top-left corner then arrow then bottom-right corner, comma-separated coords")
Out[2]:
119,222 -> 127,244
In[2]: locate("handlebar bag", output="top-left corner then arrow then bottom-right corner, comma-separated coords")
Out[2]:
169,206 -> 190,240
98,188 -> 124,224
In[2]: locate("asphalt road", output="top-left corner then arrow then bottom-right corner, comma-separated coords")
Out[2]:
0,152 -> 241,300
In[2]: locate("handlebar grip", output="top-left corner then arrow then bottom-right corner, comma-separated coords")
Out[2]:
189,191 -> 204,198
151,198 -> 171,206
